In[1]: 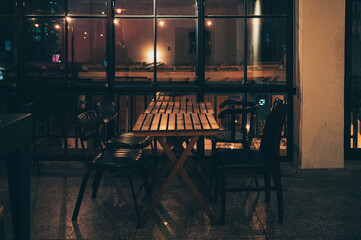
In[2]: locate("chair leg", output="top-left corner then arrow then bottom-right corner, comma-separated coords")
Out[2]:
264,173 -> 271,203
219,171 -> 226,225
272,173 -> 283,223
72,169 -> 91,221
127,173 -> 141,225
141,165 -> 151,200
91,170 -> 103,199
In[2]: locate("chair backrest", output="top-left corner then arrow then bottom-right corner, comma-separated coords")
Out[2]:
217,100 -> 258,142
77,110 -> 101,142
96,100 -> 117,124
77,110 -> 103,163
259,98 -> 287,164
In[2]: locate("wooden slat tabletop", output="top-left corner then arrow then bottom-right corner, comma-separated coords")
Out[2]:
133,102 -> 219,137
145,101 -> 215,114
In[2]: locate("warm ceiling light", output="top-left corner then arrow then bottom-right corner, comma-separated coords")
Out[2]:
55,24 -> 60,29
206,20 -> 212,26
83,36 -> 87,39
100,33 -> 103,37
116,8 -> 122,14
101,11 -> 105,14
66,16 -> 71,22
113,19 -> 119,24
35,23 -> 39,27
159,20 -> 165,27
84,32 -> 87,35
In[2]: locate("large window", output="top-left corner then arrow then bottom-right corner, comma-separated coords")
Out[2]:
346,0 -> 361,157
205,0 -> 288,85
0,0 -> 293,160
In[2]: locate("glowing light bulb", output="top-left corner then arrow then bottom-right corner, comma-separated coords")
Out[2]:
113,19 -> 119,24
116,8 -> 122,14
206,20 -> 212,26
159,20 -> 165,27
66,16 -> 71,22
35,24 -> 39,27
55,24 -> 60,29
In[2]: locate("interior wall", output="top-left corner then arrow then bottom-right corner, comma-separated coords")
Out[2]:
294,0 -> 345,169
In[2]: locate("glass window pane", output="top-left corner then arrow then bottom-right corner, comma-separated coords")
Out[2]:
205,18 -> 245,84
115,19 -> 153,82
350,1 -> 361,148
205,0 -> 245,16
115,0 -> 153,15
33,94 -> 67,157
68,0 -> 107,15
27,0 -> 65,15
157,0 -> 196,15
0,0 -> 16,15
68,19 -> 107,82
246,0 -> 287,16
247,18 -> 286,85
26,19 -> 65,83
0,20 -> 16,84
157,19 -> 196,83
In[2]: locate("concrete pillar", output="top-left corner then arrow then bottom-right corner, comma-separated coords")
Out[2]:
294,0 -> 345,169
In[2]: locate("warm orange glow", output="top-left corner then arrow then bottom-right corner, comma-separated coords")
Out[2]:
116,8 -> 122,14
206,20 -> 212,26
35,24 -> 39,27
84,32 -> 87,35
55,24 -> 60,29
100,34 -> 104,37
146,50 -> 161,63
113,19 -> 119,24
66,16 -> 71,22
159,20 -> 165,27
83,36 -> 87,39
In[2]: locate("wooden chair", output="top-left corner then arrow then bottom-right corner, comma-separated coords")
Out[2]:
210,100 -> 258,199
215,98 -> 287,225
71,110 -> 152,225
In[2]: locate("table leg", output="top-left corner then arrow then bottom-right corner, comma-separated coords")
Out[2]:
173,138 -> 212,200
167,137 -> 217,224
6,148 -> 30,240
140,136 -> 198,226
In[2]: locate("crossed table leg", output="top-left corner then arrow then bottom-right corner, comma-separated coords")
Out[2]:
140,136 -> 217,226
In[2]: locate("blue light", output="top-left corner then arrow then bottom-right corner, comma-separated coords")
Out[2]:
259,99 -> 265,106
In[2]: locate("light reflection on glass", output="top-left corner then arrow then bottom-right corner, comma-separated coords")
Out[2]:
252,0 -> 261,63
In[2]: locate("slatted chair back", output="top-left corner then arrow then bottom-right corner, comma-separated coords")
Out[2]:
217,100 -> 258,142
259,98 -> 287,164
96,100 -> 117,124
77,110 -> 103,164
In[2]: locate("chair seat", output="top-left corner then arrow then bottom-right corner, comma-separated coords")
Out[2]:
217,149 -> 270,169
93,148 -> 144,168
107,132 -> 152,149
211,130 -> 245,143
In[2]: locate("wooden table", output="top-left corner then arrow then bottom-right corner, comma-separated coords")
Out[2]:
133,101 -> 219,226
0,114 -> 32,240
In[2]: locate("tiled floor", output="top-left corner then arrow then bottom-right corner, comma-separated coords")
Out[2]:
1,160 -> 361,240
